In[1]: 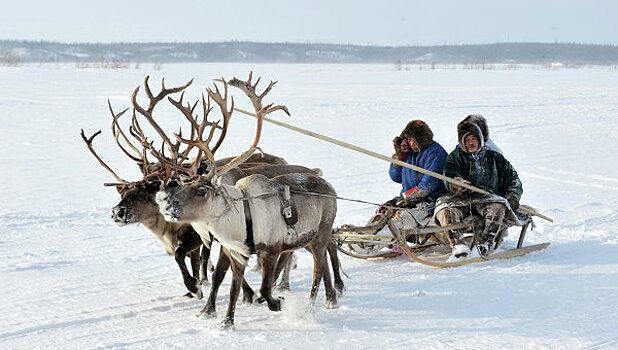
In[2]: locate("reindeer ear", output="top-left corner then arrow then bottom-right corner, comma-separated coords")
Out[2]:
211,175 -> 222,187
145,180 -> 162,193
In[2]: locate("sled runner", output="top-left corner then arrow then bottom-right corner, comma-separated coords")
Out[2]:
333,205 -> 550,268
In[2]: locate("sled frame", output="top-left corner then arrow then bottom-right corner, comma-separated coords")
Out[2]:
333,214 -> 549,268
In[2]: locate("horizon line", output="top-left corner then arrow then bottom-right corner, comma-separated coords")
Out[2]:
1,39 -> 616,48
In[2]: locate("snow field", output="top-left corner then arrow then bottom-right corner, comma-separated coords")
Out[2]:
1,63 -> 617,349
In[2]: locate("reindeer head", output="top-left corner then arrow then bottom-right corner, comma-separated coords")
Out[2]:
112,179 -> 163,226
81,76 -> 196,227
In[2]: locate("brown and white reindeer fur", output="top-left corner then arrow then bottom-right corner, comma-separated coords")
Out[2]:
158,171 -> 339,328
157,162 -> 342,299
111,179 -> 210,299
110,153 -> 290,300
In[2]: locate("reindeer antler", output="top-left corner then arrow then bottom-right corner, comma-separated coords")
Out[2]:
228,71 -> 291,117
206,79 -> 235,154
131,76 -> 193,160
80,129 -> 129,186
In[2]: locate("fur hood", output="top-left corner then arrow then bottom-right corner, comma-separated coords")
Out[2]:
400,120 -> 434,152
458,114 -> 489,142
457,121 -> 485,153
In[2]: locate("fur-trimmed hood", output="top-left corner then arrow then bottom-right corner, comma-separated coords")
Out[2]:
457,121 -> 485,153
400,120 -> 434,152
458,114 -> 489,142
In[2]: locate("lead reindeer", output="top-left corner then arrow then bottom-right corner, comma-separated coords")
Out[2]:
80,77 -> 212,298
157,77 -> 339,329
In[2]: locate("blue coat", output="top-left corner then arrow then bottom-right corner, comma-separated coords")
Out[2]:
389,141 -> 448,200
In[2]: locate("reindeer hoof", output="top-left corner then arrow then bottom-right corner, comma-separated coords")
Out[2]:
268,297 -> 284,311
325,299 -> 338,309
275,283 -> 291,292
198,305 -> 216,318
218,318 -> 235,331
242,291 -> 258,304
183,292 -> 194,299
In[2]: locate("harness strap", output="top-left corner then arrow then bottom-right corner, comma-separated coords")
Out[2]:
243,200 -> 256,254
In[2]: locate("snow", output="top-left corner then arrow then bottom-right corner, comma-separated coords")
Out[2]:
1,63 -> 617,349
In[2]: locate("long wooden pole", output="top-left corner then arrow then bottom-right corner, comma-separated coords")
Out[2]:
235,107 -> 553,222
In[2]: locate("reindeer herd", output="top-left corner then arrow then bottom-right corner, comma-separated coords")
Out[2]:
81,73 -> 344,329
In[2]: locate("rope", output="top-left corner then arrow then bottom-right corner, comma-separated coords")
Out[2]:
288,189 -> 434,213
227,187 -> 432,214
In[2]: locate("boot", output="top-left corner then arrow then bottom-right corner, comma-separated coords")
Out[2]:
449,230 -> 470,259
477,232 -> 497,257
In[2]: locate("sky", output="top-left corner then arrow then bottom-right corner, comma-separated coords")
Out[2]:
1,0 -> 617,46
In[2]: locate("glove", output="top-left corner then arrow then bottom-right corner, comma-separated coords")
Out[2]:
506,192 -> 520,210
392,136 -> 409,160
395,186 -> 425,207
450,177 -> 471,194
393,136 -> 403,159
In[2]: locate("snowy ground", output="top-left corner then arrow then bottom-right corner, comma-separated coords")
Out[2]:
1,63 -> 617,349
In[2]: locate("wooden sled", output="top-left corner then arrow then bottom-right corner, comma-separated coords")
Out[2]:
333,213 -> 550,268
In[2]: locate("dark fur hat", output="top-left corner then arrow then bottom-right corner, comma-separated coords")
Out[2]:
458,114 -> 489,142
400,120 -> 434,152
457,121 -> 485,153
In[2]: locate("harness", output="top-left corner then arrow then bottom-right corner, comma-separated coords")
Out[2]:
243,200 -> 256,254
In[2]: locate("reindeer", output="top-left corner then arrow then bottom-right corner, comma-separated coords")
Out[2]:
80,77 -> 246,299
157,75 -> 341,329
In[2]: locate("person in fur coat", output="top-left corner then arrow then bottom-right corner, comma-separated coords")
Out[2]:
457,114 -> 502,154
435,120 -> 523,259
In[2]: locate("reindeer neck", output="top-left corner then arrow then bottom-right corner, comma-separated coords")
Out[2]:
140,213 -> 180,255
204,184 -> 244,218
141,214 -> 171,233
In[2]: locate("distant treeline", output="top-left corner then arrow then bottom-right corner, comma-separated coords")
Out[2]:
1,40 -> 617,65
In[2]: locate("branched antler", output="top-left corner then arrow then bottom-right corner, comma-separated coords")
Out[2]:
228,71 -> 291,117
131,76 -> 193,160
108,101 -> 141,162
80,129 -> 129,186
206,79 -> 234,154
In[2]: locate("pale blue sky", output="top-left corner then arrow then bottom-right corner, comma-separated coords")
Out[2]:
2,0 -> 616,45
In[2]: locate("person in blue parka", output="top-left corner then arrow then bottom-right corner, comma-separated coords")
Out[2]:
387,119 -> 448,207
369,120 -> 447,249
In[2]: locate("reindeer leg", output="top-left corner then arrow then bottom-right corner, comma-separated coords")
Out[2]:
320,248 -> 338,309
274,252 -> 293,291
221,251 -> 246,329
310,223 -> 337,309
259,252 -> 283,311
200,246 -> 230,317
199,243 -> 212,285
307,246 -> 322,305
175,237 -> 202,299
241,277 -> 257,304
327,240 -> 345,296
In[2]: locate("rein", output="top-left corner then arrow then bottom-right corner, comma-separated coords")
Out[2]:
227,188 -> 433,213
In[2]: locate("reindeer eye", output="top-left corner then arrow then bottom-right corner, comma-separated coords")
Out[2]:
196,186 -> 207,197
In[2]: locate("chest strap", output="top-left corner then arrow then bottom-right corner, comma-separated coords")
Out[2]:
243,200 -> 256,254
